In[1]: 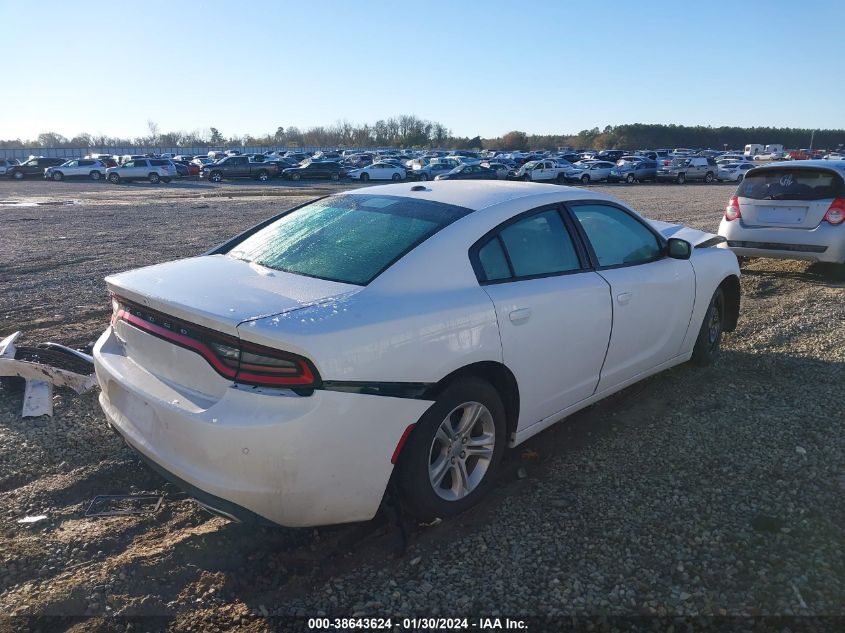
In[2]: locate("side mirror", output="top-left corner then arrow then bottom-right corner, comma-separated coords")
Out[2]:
667,238 -> 692,260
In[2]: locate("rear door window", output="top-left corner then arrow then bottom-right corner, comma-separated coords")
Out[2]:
738,168 -> 843,201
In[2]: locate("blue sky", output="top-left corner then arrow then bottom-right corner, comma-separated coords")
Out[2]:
1,0 -> 843,140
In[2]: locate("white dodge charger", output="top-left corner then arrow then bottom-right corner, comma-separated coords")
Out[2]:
93,182 -> 740,527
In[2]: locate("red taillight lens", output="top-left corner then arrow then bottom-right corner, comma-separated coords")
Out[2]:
725,195 -> 742,221
112,296 -> 318,387
823,198 -> 845,225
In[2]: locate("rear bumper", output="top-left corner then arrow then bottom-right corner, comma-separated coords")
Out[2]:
718,219 -> 844,263
93,327 -> 433,527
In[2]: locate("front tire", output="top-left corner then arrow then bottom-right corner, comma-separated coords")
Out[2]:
580,174 -> 590,184
360,172 -> 369,182
691,287 -> 724,366
626,173 -> 635,184
291,172 -> 301,181
397,377 -> 506,521
331,172 -> 340,181
52,172 -> 63,181
13,171 -> 24,180
209,171 -> 223,183
108,173 -> 121,184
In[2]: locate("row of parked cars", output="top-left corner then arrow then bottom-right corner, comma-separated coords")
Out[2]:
3,144 -> 840,187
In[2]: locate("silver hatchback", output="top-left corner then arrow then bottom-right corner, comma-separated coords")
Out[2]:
718,160 -> 845,265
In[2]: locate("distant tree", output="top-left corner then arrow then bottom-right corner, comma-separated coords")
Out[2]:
36,132 -> 69,147
209,127 -> 224,144
274,126 -> 285,143
146,120 -> 160,145
501,130 -> 528,150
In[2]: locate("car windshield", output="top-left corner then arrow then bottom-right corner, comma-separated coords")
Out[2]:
738,168 -> 844,201
522,161 -> 539,170
227,194 -> 471,285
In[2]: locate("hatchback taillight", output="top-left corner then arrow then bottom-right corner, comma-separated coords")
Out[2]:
823,199 -> 845,225
111,296 -> 318,387
725,195 -> 742,221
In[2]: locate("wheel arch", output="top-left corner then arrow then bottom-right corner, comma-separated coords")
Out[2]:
425,361 -> 520,442
719,274 -> 740,332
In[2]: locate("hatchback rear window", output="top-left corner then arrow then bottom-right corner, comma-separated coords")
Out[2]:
738,168 -> 844,201
227,194 -> 471,285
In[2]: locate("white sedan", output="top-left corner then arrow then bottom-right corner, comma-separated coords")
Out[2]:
347,162 -> 406,182
93,182 -> 740,527
716,162 -> 756,182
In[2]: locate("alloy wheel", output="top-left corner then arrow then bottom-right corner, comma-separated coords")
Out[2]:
428,402 -> 496,501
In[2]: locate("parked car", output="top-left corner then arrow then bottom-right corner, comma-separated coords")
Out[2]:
174,160 -> 200,177
716,162 -> 756,182
347,162 -> 405,182
0,158 -> 20,175
481,162 -> 511,179
510,159 -> 574,183
719,160 -> 845,269
201,156 -> 279,182
106,158 -> 177,184
92,181 -> 740,527
281,161 -> 345,181
608,160 -> 658,183
596,150 -> 626,162
6,156 -> 66,179
656,157 -> 718,184
565,161 -> 616,183
434,164 -> 498,181
411,161 -> 459,181
44,159 -> 109,181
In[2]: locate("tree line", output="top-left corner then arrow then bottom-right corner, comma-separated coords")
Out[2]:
1,118 -> 843,151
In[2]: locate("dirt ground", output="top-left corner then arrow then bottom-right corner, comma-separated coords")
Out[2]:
1,178 -> 843,631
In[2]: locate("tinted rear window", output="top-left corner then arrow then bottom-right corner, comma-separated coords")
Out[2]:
738,168 -> 843,201
226,194 -> 471,285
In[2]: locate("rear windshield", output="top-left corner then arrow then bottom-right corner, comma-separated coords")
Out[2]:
738,168 -> 844,201
227,194 -> 471,285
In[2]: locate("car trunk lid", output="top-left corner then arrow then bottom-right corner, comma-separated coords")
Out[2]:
105,255 -> 359,395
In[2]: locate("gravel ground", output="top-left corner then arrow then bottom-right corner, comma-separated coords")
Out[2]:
1,178 -> 843,630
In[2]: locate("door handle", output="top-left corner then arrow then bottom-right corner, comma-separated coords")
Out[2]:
509,308 -> 532,324
616,292 -> 633,305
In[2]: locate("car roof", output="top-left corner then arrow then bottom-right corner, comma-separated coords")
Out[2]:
341,180 -> 610,212
747,159 -> 845,177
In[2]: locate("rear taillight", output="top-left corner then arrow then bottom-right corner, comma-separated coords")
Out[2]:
823,198 -> 845,225
725,195 -> 742,221
111,296 -> 318,387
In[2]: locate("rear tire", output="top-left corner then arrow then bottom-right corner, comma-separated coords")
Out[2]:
90,171 -> 101,181
556,173 -> 566,184
256,170 -> 269,181
148,172 -> 160,184
397,377 -> 506,522
418,173 -> 429,181
391,173 -> 401,181
704,172 -> 714,183
331,172 -> 340,181
676,173 -> 686,185
691,287 -> 724,366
